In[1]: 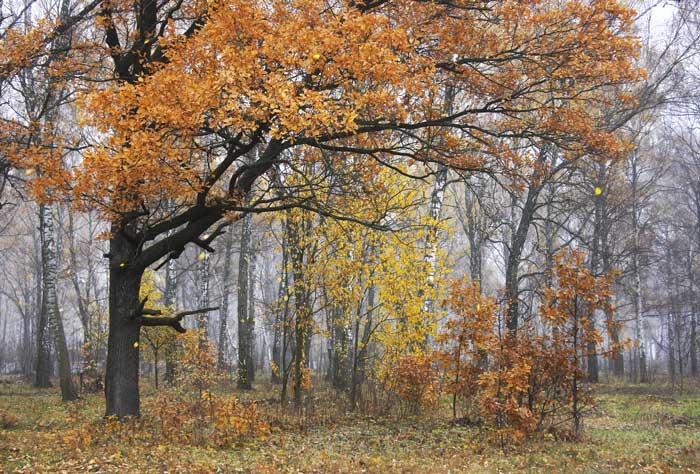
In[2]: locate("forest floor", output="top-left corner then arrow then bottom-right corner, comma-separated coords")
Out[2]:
1,378 -> 699,473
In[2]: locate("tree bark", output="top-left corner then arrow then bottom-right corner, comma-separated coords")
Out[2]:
197,251 -> 211,339
630,151 -> 647,383
237,212 -> 254,389
163,254 -> 178,384
289,214 -> 312,409
218,230 -> 234,371
34,290 -> 52,388
248,229 -> 257,381
505,185 -> 540,335
40,203 -> 78,401
688,253 -> 698,377
104,230 -> 143,418
34,206 -> 52,388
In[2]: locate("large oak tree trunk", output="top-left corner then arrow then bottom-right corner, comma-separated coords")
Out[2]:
105,231 -> 143,418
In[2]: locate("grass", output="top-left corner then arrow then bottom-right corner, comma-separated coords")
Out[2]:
1,377 -> 699,473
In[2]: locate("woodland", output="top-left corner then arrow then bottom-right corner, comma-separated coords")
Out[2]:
1,0 -> 700,472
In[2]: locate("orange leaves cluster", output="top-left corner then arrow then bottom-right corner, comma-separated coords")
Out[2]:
433,248 -> 622,442
0,410 -> 18,429
15,0 -> 643,220
148,388 -> 268,448
541,249 -> 615,331
436,280 -> 496,408
384,353 -> 441,414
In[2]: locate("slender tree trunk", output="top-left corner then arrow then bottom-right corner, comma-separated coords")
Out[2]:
350,279 -> 375,410
153,347 -> 159,390
330,306 -> 349,390
462,181 -> 483,285
271,236 -> 288,385
104,231 -> 143,418
691,312 -> 698,378
237,213 -> 254,389
630,152 -> 647,383
0,301 -> 6,372
34,210 -> 52,388
587,182 -> 603,383
40,204 -> 78,401
163,253 -> 178,384
572,296 -> 581,437
668,311 -> 676,384
218,230 -> 234,371
421,164 -> 447,318
420,86 -> 453,326
197,253 -> 210,339
34,293 -> 52,388
688,256 -> 698,377
505,187 -> 539,335
248,230 -> 257,382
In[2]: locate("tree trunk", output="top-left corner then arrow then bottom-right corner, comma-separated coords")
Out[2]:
505,187 -> 539,335
163,253 -> 178,384
248,229 -> 257,382
34,294 -> 52,388
691,312 -> 698,378
237,212 -> 254,389
289,214 -> 311,409
609,302 -> 624,377
630,151 -> 647,383
688,255 -> 698,377
420,86 -> 453,325
40,204 -> 78,401
218,230 -> 234,371
20,295 -> 33,377
197,252 -> 210,338
421,164 -> 447,318
330,306 -> 349,391
271,237 -> 288,385
34,211 -> 52,388
350,280 -> 375,410
668,311 -> 676,384
0,301 -> 6,372
587,180 -> 603,384
104,231 -> 143,418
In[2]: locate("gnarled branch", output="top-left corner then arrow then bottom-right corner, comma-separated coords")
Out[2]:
136,306 -> 219,333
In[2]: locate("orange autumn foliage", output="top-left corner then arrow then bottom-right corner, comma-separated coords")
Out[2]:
12,0 -> 642,223
437,249 -> 625,442
385,353 -> 441,414
67,331 -> 269,449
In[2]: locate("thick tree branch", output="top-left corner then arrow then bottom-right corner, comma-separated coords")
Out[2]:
137,307 -> 220,333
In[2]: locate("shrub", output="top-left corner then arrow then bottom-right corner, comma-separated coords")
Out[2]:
439,249 -> 626,443
384,352 -> 441,415
0,411 -> 18,429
